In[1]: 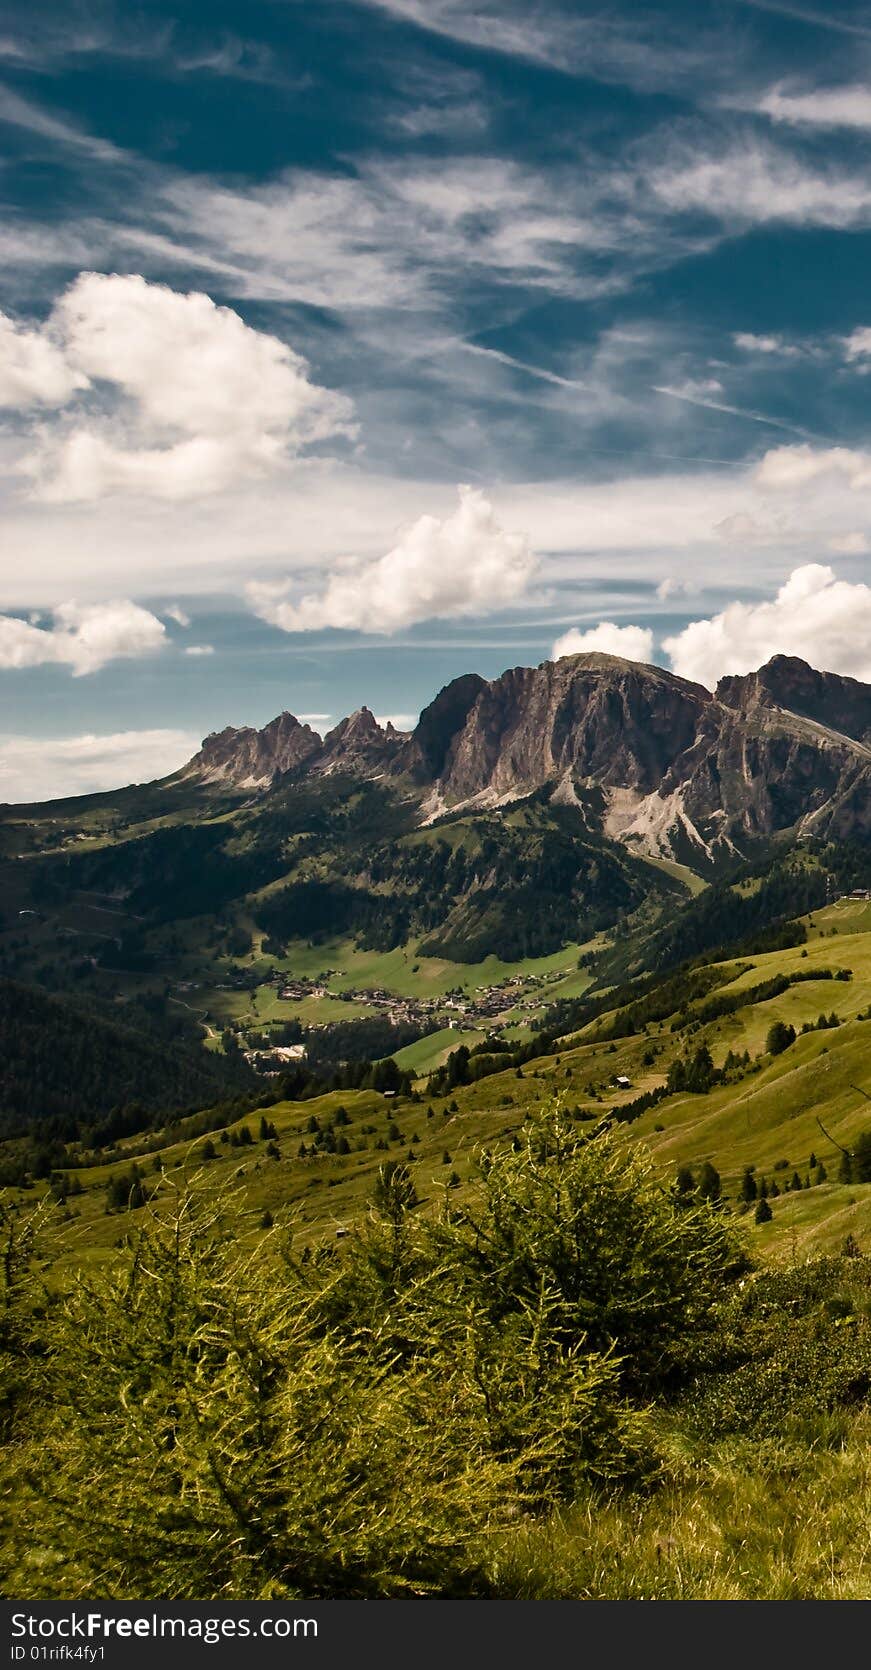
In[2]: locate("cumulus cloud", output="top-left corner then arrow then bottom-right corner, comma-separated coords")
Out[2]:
755,444 -> 871,490
0,729 -> 199,805
247,486 -> 535,634
0,599 -> 166,675
5,272 -> 353,501
551,621 -> 655,663
0,309 -> 87,407
183,643 -> 214,656
656,576 -> 698,599
663,564 -> 871,687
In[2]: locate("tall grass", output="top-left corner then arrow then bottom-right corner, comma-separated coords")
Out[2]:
488,1422 -> 871,1599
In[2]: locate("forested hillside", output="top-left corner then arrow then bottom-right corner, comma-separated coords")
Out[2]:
0,977 -> 251,1139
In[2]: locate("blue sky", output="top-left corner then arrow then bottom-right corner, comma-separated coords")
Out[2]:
3,0 -> 871,798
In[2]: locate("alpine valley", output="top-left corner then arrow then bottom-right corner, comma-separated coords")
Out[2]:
1,647 -> 870,1230
4,649 -> 871,1601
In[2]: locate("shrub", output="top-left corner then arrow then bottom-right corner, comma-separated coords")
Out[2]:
3,1104 -> 751,1598
307,1103 -> 746,1493
9,1186 -> 509,1599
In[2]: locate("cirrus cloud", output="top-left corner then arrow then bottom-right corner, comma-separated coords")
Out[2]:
663,564 -> 871,686
247,485 -> 535,634
754,83 -> 871,132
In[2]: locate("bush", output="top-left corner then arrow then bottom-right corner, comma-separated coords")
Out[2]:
3,1104 -> 750,1597
307,1103 -> 746,1489
9,1186 -> 510,1599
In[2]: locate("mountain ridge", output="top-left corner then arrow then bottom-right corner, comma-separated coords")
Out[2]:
178,651 -> 871,863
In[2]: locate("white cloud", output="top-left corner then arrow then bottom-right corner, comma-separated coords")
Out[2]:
650,140 -> 871,229
827,531 -> 869,555
55,273 -> 344,445
842,325 -> 871,362
552,621 -> 655,663
374,712 -> 418,731
347,0 -> 730,93
0,599 -> 166,675
247,485 -> 535,634
5,449 -> 871,613
656,576 -> 698,599
164,604 -> 191,627
652,380 -> 813,437
663,564 -> 871,686
0,728 -> 199,804
755,444 -> 871,490
8,272 -> 353,501
0,83 -> 124,162
733,331 -> 801,356
754,83 -> 871,131
0,309 -> 86,407
183,643 -> 214,656
149,148 -> 734,344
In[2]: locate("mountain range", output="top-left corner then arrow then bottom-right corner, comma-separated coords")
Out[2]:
179,651 -> 871,866
3,649 -> 871,1137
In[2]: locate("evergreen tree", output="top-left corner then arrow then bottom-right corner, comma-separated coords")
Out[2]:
697,1161 -> 721,1204
372,1160 -> 418,1221
766,1021 -> 796,1057
853,1131 -> 871,1184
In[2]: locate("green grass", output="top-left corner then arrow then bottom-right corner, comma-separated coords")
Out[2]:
392,1027 -> 486,1074
488,1422 -> 871,1598
274,935 -> 596,999
14,916 -> 871,1273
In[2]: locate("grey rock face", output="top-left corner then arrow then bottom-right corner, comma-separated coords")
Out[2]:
183,711 -> 321,788
404,652 -> 871,860
179,652 -> 871,861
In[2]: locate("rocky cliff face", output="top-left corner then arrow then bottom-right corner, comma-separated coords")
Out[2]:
315,708 -> 407,775
184,711 -> 322,789
185,706 -> 407,788
409,652 -> 871,861
415,655 -> 711,804
717,655 -> 871,746
180,653 -> 871,863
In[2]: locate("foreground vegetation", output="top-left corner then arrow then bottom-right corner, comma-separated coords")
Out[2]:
2,1104 -> 869,1600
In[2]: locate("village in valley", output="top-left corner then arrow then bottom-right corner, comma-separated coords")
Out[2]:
267,965 -> 568,1034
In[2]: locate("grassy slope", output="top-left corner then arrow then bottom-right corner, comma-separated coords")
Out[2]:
13,935 -> 860,1269
16,899 -> 870,1275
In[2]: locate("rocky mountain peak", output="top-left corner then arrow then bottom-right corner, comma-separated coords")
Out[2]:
316,707 -> 407,773
178,651 -> 871,863
718,656 -> 871,744
428,653 -> 712,805
183,711 -> 321,788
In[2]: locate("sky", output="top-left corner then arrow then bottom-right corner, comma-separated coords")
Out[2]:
4,0 -> 871,799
